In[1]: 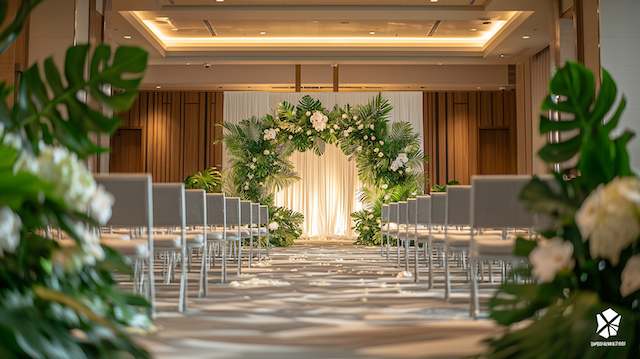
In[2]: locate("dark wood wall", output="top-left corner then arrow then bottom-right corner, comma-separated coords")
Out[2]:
110,91 -> 223,182
423,90 -> 517,186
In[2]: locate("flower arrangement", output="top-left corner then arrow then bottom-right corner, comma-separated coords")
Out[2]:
0,1 -> 151,356
484,62 -> 639,358
184,167 -> 223,193
223,94 -> 425,245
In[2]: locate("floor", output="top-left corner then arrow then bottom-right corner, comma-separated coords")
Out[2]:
139,240 -> 503,359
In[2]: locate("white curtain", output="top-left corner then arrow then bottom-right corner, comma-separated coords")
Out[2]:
223,92 -> 423,239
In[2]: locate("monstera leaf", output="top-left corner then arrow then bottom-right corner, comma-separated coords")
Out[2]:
0,0 -> 40,53
3,44 -> 147,158
539,62 -> 635,189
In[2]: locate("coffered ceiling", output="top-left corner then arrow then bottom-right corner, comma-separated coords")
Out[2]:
108,0 -> 551,65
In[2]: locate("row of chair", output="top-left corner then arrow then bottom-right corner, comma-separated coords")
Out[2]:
92,174 -> 271,316
380,175 -> 544,318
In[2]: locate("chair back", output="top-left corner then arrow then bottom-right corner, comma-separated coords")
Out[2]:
416,195 -> 431,227
471,175 -> 537,229
389,203 -> 399,225
240,200 -> 252,225
446,186 -> 471,226
95,174 -> 153,228
185,189 -> 206,226
431,193 -> 447,225
381,204 -> 389,222
259,205 -> 269,225
407,199 -> 417,225
206,193 -> 225,226
398,201 -> 408,225
251,203 -> 260,226
225,197 -> 241,226
152,183 -> 186,227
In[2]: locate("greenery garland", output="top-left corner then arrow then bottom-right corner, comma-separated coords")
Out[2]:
223,94 -> 424,246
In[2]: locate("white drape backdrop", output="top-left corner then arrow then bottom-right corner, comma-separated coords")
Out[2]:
224,92 -> 423,239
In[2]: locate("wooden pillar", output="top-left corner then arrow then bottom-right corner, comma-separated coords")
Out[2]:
295,64 -> 301,92
332,64 -> 339,92
574,0 -> 601,83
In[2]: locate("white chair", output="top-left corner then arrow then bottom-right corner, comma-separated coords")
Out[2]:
206,193 -> 228,283
152,183 -> 189,313
239,200 -> 254,270
395,201 -> 408,268
468,175 -> 538,318
95,174 -> 156,316
386,203 -> 399,262
414,195 -> 432,285
185,189 -> 208,297
259,205 -> 270,258
442,185 -> 473,300
224,197 -> 243,276
380,204 -> 389,256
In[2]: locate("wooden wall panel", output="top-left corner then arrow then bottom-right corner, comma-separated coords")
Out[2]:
423,90 -> 517,186
112,91 -> 224,182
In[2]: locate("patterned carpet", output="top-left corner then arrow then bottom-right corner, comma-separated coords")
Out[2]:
138,240 -> 503,358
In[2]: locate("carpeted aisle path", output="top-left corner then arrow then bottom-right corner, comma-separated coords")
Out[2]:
139,240 -> 502,359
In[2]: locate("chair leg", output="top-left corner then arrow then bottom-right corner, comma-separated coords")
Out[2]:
404,239 -> 409,272
469,257 -> 480,319
413,241 -> 419,282
444,247 -> 451,300
385,234 -> 390,260
249,237 -> 253,268
221,240 -> 227,283
396,239 -> 400,268
427,242 -> 433,289
237,241 -> 243,275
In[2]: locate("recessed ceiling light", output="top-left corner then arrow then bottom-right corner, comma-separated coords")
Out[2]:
470,28 -> 477,32
186,62 -> 192,65
259,31 -> 267,35
522,35 -> 531,39
123,35 -> 132,39
369,31 -> 376,35
499,53 -> 505,58
430,0 -> 439,3
216,0 -> 224,2
155,85 -> 161,89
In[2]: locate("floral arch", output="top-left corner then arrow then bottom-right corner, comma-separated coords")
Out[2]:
223,94 -> 425,246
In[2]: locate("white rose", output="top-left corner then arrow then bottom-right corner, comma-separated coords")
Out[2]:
71,221 -> 104,263
529,238 -> 574,282
358,124 -> 364,130
371,136 -> 376,141
288,135 -> 293,140
263,128 -> 278,141
373,148 -> 379,153
397,153 -> 409,163
342,113 -> 348,119
343,131 -> 349,138
244,185 -> 249,190
381,184 -> 388,190
252,157 -> 257,162
89,186 -> 114,225
621,255 -> 640,297
306,130 -> 312,135
268,221 -> 280,231
0,206 -> 21,256
310,111 -> 328,132
377,152 -> 384,157
263,150 -> 270,155
379,141 -> 384,145
306,111 -> 311,116
369,124 -> 375,130
576,177 -> 640,265
363,135 -> 368,140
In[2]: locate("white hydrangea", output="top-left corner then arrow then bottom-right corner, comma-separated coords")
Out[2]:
71,221 -> 104,264
0,206 -> 21,257
576,177 -> 640,265
268,221 -> 280,231
89,186 -> 114,225
310,111 -> 328,132
529,238 -> 574,282
263,128 -> 278,141
620,255 -> 640,297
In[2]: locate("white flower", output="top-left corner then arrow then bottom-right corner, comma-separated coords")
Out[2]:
263,150 -> 270,155
356,146 -> 362,151
353,115 -> 358,120
288,135 -> 293,140
249,163 -> 256,170
390,153 -> 410,172
621,255 -> 640,297
0,206 -> 21,257
371,136 -> 376,141
576,177 -> 640,265
381,184 -> 388,190
248,174 -> 254,179
363,135 -> 368,140
377,152 -> 384,157
310,111 -> 328,132
347,126 -> 353,131
399,170 -> 404,174
268,222 -> 280,231
384,194 -> 390,200
343,131 -> 349,138
0,123 -> 22,149
367,214 -> 374,219
329,129 -> 334,134
357,124 -> 364,130
342,113 -> 348,119
89,186 -> 114,225
244,185 -> 249,190
397,153 -> 409,163
369,124 -> 375,130
306,130 -> 312,135
71,221 -> 104,263
333,124 -> 339,130
529,238 -> 574,282
263,128 -> 278,141
306,111 -> 311,116
363,226 -> 369,231
373,148 -> 379,153
252,157 -> 257,162
34,146 -> 96,213
379,141 -> 384,145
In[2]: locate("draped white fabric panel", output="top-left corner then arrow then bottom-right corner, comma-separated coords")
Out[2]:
223,92 -> 423,239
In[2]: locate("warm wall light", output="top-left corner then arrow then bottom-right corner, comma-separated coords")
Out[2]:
123,35 -> 132,39
155,85 -> 161,89
369,31 -> 376,35
522,35 -> 531,39
260,31 -> 267,35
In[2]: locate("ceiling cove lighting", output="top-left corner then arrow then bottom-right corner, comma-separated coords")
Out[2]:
131,11 -> 519,49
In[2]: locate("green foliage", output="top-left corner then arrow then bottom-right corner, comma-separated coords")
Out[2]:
0,1 -> 150,357
430,180 -> 459,192
267,206 -> 304,247
483,62 -> 639,358
222,94 -> 425,246
185,167 -> 222,193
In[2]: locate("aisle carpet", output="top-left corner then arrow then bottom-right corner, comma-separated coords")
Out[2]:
139,240 -> 503,358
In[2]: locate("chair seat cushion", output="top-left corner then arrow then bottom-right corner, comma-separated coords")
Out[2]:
100,239 -> 149,258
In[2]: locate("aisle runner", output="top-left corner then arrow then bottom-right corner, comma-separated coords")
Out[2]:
141,241 -> 500,359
